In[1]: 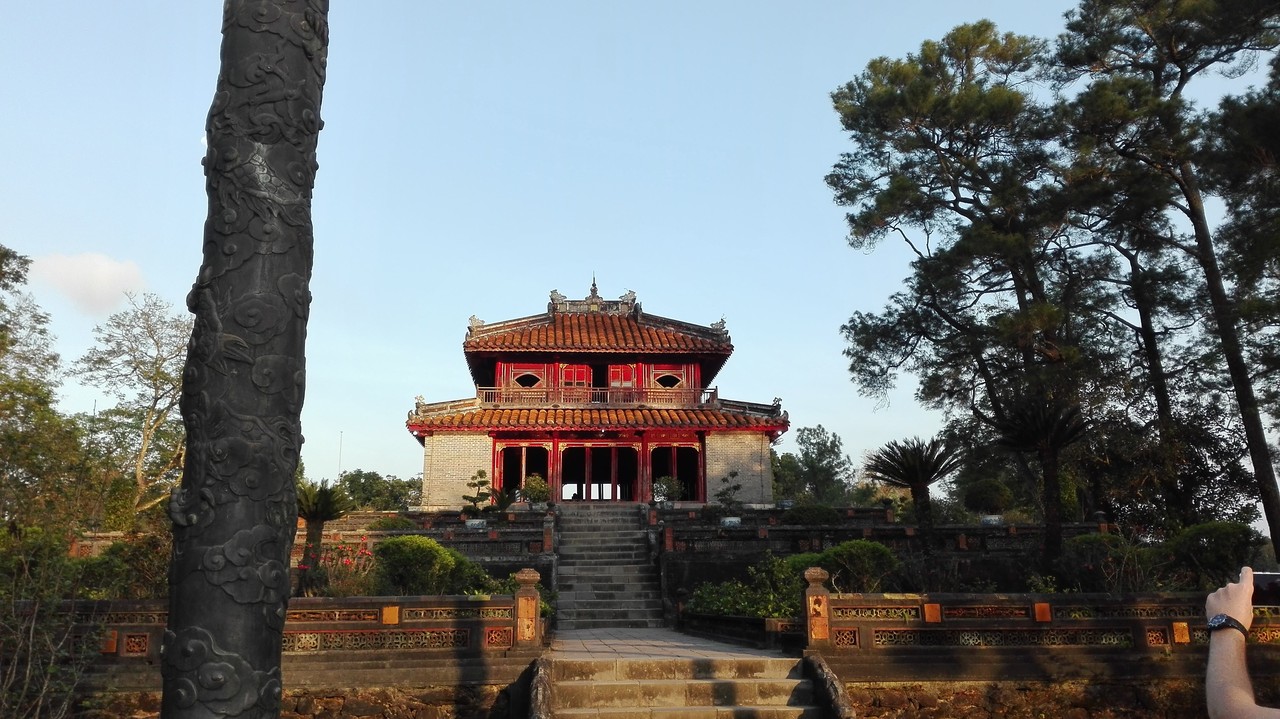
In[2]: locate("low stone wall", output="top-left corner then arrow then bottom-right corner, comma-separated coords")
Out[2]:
83,685 -> 518,719
797,577 -> 1280,685
836,679 -> 1216,719
78,579 -> 545,690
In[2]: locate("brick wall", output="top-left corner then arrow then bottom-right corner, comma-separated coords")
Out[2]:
420,432 -> 492,509
704,432 -> 773,504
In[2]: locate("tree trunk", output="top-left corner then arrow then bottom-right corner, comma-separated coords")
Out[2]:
1180,162 -> 1280,558
911,483 -> 934,554
162,3 -> 327,718
1040,447 -> 1063,568
296,520 -> 326,597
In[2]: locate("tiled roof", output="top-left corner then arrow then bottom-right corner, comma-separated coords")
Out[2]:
406,406 -> 788,432
464,312 -> 732,354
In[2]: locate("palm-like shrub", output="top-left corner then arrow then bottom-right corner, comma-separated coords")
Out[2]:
994,401 -> 1088,565
863,436 -> 962,547
295,479 -> 356,596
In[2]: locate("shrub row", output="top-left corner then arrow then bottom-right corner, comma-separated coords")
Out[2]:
686,540 -> 899,618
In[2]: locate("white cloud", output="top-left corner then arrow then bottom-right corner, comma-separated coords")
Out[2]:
30,253 -> 145,317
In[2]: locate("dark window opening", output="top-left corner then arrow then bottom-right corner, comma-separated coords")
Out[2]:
655,374 -> 681,388
649,446 -> 700,501
514,373 -> 541,388
499,446 -> 548,495
560,446 -> 638,501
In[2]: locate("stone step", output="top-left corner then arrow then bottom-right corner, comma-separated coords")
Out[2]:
558,561 -> 654,571
558,579 -> 657,591
559,524 -> 643,532
555,608 -> 665,626
552,678 -> 814,709
558,569 -> 653,577
556,505 -> 659,629
558,603 -> 662,614
556,603 -> 664,616
557,614 -> 665,627
558,569 -> 656,581
563,545 -> 655,557
558,589 -> 662,601
559,519 -> 644,528
559,554 -> 650,562
558,587 -> 661,597
550,659 -> 804,682
557,580 -> 657,592
559,529 -> 642,537
561,552 -> 649,560
558,536 -> 648,545
555,707 -> 824,719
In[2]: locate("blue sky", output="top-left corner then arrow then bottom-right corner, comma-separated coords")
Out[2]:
4,1 -> 1097,483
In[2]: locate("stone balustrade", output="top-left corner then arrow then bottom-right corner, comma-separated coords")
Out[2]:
72,569 -> 545,692
797,566 -> 1280,681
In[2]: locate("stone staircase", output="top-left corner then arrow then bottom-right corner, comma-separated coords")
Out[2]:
546,656 -> 821,719
556,504 -> 664,630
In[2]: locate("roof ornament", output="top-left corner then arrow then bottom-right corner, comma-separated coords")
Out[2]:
468,315 -> 485,333
712,317 -> 728,335
547,282 -> 641,315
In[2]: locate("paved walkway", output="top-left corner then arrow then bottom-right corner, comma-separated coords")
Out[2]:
549,628 -> 788,659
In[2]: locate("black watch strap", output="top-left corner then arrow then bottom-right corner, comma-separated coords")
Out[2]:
1208,613 -> 1248,637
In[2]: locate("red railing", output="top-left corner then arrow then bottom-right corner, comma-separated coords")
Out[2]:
475,386 -> 718,407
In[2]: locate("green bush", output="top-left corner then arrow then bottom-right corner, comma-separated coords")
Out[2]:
521,473 -> 551,503
781,505 -> 842,526
372,536 -> 494,596
1165,521 -> 1265,590
80,533 -> 170,600
783,552 -> 825,577
366,516 -> 417,531
687,578 -> 756,616
820,539 -> 899,592
0,529 -> 102,718
686,554 -> 804,618
1054,533 -> 1157,593
962,478 -> 1014,515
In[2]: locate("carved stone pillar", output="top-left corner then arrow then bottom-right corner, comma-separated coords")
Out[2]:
514,568 -> 543,650
804,567 -> 832,651
162,3 -> 328,718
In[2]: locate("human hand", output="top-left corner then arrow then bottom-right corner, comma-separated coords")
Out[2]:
1206,566 -> 1254,630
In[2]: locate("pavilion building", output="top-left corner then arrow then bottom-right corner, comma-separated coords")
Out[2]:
406,283 -> 789,509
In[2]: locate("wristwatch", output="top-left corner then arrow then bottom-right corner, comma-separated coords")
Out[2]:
1207,613 -> 1249,637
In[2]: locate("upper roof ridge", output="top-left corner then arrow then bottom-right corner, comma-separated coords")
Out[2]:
548,282 -> 639,316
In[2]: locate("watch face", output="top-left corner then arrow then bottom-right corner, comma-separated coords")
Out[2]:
1208,614 -> 1246,634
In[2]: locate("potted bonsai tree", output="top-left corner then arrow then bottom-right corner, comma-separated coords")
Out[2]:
461,469 -> 492,528
963,478 -> 1013,526
652,475 -> 682,509
710,471 -> 744,527
522,473 -> 551,512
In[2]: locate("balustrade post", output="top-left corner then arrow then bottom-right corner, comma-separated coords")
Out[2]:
804,567 -> 832,651
514,568 -> 543,650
